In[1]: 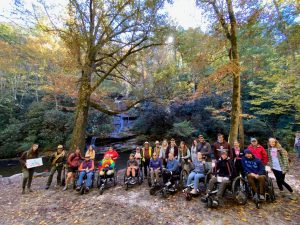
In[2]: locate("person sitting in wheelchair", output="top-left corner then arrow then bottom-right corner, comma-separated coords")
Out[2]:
242,149 -> 266,200
186,152 -> 210,194
76,155 -> 94,192
162,152 -> 180,191
126,153 -> 139,182
149,152 -> 162,187
202,150 -> 235,204
98,154 -> 115,178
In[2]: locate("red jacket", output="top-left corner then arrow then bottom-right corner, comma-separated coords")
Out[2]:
104,149 -> 119,162
247,144 -> 268,165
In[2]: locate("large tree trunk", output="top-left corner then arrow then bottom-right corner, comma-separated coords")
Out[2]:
227,0 -> 241,147
70,69 -> 92,152
239,105 -> 245,149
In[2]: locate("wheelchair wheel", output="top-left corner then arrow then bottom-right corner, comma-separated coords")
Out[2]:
207,197 -> 213,208
80,186 -> 84,195
150,187 -> 156,195
99,186 -> 104,195
185,192 -> 192,201
180,169 -> 189,189
113,172 -> 117,186
147,168 -> 152,187
162,188 -> 168,198
232,177 -> 248,205
266,177 -> 276,202
96,175 -> 101,188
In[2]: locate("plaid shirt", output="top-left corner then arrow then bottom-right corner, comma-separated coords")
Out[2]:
267,147 -> 289,173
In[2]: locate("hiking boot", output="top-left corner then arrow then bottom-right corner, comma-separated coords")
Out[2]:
45,186 -> 50,190
63,186 -> 68,191
28,188 -> 33,193
22,189 -> 25,194
289,192 -> 297,200
260,194 -> 265,201
85,187 -> 90,192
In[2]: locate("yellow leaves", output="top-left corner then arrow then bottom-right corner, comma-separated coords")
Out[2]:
241,218 -> 248,222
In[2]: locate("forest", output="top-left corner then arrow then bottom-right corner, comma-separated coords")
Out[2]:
0,0 -> 299,158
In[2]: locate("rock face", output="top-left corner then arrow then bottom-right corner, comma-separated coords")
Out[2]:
0,155 -> 300,225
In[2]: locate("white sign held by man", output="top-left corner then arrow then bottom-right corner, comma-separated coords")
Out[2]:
26,158 -> 43,169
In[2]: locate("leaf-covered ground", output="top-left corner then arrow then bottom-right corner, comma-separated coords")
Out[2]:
1,155 -> 300,225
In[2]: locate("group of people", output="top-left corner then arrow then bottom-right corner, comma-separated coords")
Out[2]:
20,132 -> 299,203
20,144 -> 119,194
126,133 -> 298,202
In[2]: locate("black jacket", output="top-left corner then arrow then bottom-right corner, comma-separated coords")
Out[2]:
214,157 -> 236,180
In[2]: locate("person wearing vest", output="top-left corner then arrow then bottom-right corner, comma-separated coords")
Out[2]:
76,155 -> 94,191
213,133 -> 231,160
142,142 -> 152,177
45,145 -> 66,189
186,152 -> 210,194
19,144 -> 39,194
267,138 -> 296,200
197,135 -> 212,160
203,150 -> 235,204
85,145 -> 95,160
166,138 -> 178,160
242,149 -> 266,200
63,147 -> 83,191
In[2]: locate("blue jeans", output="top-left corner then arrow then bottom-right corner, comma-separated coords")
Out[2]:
296,146 -> 300,158
187,171 -> 205,190
77,171 -> 93,188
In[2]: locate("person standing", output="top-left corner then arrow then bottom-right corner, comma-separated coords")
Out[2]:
19,144 -> 39,194
232,141 -> 244,177
104,146 -> 119,162
190,139 -> 198,163
267,138 -> 296,200
159,139 -> 168,167
197,135 -> 212,160
85,145 -> 96,160
294,131 -> 300,159
213,134 -> 231,160
247,138 -> 268,166
153,141 -> 161,157
142,142 -> 152,177
45,145 -> 66,189
63,147 -> 83,191
166,138 -> 178,160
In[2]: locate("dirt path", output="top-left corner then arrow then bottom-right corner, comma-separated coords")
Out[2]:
1,155 -> 300,225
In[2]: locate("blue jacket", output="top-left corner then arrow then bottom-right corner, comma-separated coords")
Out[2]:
242,155 -> 265,175
166,159 -> 179,172
150,158 -> 162,171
